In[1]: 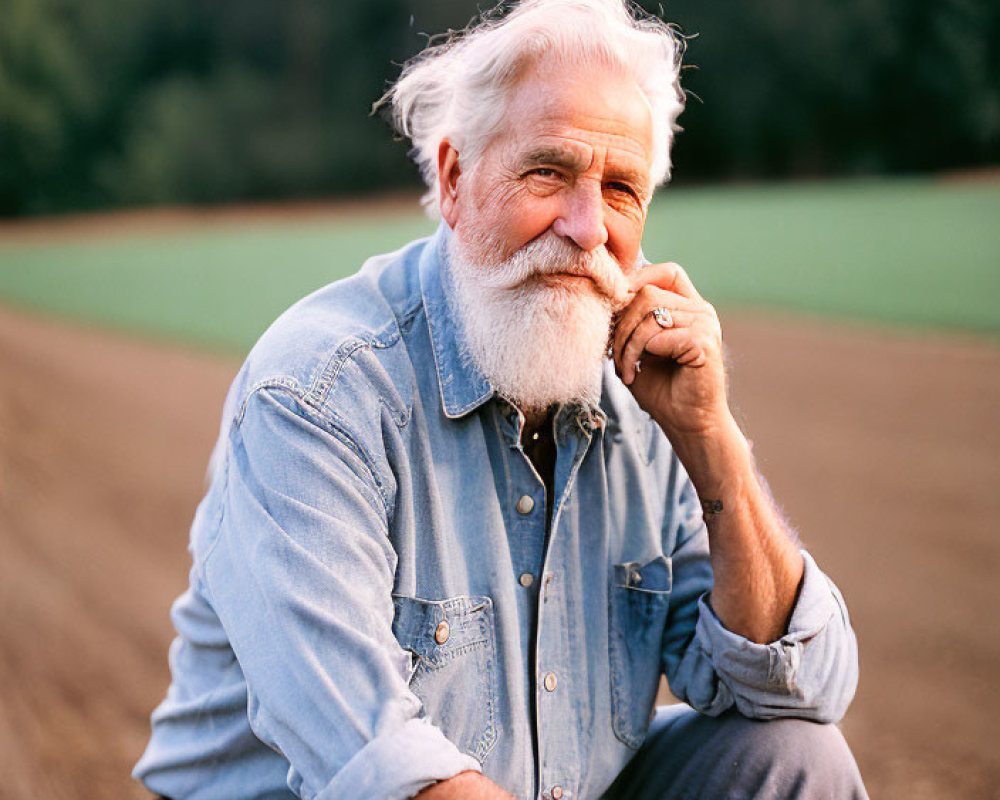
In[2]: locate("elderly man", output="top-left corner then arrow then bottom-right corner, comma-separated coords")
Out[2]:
135,1 -> 867,798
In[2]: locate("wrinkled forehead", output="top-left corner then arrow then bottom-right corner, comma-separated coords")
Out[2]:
488,59 -> 655,177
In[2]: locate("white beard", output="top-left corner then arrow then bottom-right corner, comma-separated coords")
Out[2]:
446,228 -> 632,413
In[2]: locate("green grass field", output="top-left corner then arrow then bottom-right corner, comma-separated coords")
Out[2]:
0,177 -> 997,354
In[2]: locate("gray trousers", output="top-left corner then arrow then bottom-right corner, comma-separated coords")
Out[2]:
157,705 -> 867,800
600,704 -> 869,800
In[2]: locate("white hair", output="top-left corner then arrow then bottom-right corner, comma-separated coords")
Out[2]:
376,0 -> 686,214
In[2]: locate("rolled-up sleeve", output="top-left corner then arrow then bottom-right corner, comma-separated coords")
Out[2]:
662,475 -> 859,724
691,551 -> 859,723
197,386 -> 480,800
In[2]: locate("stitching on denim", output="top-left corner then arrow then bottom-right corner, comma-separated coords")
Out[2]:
239,384 -> 391,532
608,587 -> 640,748
395,298 -> 424,334
422,601 -> 501,764
394,594 -> 500,763
307,319 -> 402,409
608,565 -> 673,750
379,393 -> 411,429
474,601 -> 500,763
302,402 -> 393,527
549,427 -> 592,532
248,358 -> 409,518
303,324 -> 411,430
235,377 -> 301,423
371,315 -> 402,349
423,297 -> 454,414
488,404 -> 515,532
423,296 -> 492,418
324,406 -> 394,519
307,337 -> 369,409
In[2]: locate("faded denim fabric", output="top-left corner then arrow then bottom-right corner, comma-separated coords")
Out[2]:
134,223 -> 859,800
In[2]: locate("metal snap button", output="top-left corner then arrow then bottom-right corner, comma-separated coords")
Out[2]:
519,573 -> 534,587
516,495 -> 535,515
551,787 -> 564,800
434,621 -> 450,645
543,672 -> 558,692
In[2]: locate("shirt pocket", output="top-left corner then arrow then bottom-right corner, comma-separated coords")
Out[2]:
608,555 -> 673,749
391,594 -> 500,764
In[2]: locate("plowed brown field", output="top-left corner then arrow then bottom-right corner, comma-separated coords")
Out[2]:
1,301 -> 997,799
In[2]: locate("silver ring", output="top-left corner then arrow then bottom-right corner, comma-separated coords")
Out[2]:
652,307 -> 674,329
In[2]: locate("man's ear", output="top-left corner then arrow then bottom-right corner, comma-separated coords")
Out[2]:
437,139 -> 462,227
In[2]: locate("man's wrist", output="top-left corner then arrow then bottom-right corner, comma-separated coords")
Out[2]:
661,411 -> 754,501
417,770 -> 514,799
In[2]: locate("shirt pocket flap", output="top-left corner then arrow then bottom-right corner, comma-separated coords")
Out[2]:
392,594 -> 494,668
613,554 -> 673,594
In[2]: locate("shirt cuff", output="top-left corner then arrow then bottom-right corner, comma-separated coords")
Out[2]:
314,717 -> 482,800
694,550 -> 838,699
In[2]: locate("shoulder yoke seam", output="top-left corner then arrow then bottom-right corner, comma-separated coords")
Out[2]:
233,382 -> 394,526
305,315 -> 403,409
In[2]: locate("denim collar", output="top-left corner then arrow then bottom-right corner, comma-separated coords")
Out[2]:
419,221 -> 607,432
419,222 -> 494,419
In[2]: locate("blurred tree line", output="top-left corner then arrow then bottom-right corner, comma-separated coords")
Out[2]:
1,0 -> 997,215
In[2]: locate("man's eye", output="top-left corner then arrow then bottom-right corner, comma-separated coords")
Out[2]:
529,168 -> 560,179
607,182 -> 637,198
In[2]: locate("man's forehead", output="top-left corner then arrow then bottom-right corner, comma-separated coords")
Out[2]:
497,64 -> 654,174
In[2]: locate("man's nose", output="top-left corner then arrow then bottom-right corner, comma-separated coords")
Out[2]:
551,181 -> 609,253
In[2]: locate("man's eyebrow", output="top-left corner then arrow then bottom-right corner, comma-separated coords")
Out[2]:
518,146 -> 588,170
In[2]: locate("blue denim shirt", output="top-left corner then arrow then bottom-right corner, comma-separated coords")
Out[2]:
135,223 -> 858,800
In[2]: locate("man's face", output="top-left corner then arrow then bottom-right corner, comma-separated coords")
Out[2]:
443,62 -> 656,411
453,60 -> 655,292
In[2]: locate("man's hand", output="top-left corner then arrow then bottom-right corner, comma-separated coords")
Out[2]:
416,770 -> 515,799
611,260 -> 804,644
611,261 -> 728,439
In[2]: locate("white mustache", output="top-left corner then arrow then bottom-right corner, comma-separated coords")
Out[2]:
478,234 -> 632,307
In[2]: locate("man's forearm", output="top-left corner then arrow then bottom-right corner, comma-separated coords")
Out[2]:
667,413 -> 804,644
417,770 -> 515,799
